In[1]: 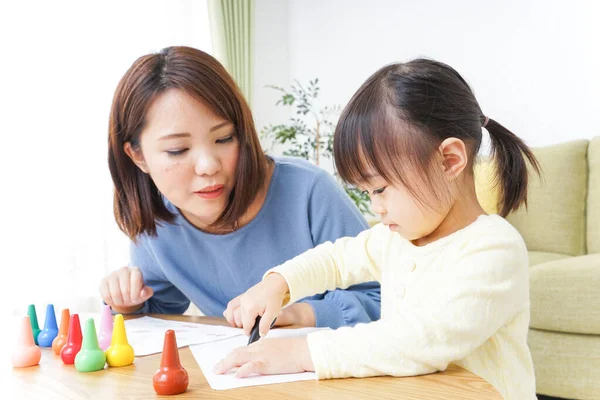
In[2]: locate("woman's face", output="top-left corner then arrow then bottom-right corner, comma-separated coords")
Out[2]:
125,89 -> 240,228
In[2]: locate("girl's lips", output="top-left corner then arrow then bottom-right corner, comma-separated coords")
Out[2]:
195,185 -> 224,199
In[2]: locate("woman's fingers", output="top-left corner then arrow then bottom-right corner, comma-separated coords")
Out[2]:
99,279 -> 113,306
118,267 -> 132,305
100,267 -> 151,310
129,267 -> 145,304
108,277 -> 124,306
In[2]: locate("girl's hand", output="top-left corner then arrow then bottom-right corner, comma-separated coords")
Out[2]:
213,337 -> 314,378
235,273 -> 290,337
99,267 -> 154,314
223,294 -> 245,327
224,299 -> 316,328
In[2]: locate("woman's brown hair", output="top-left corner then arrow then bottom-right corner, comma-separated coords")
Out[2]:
108,46 -> 268,240
334,59 -> 540,217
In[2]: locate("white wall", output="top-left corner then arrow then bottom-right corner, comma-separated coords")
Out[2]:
0,0 -> 212,316
253,0 -> 292,150
255,0 -> 600,148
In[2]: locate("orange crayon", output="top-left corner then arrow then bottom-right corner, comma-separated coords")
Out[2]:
52,308 -> 70,355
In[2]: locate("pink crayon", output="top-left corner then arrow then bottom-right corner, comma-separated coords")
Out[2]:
98,304 -> 113,351
12,316 -> 42,368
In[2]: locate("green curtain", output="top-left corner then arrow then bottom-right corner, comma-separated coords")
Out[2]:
208,0 -> 254,105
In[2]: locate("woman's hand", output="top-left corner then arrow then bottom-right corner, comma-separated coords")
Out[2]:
99,267 -> 154,314
224,273 -> 290,337
213,337 -> 314,378
274,303 -> 316,327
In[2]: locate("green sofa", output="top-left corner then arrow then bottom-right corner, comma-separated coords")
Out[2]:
504,138 -> 600,400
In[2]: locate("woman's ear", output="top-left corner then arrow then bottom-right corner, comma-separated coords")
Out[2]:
438,138 -> 468,181
124,142 -> 149,174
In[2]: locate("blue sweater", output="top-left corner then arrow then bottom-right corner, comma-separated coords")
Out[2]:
130,156 -> 381,328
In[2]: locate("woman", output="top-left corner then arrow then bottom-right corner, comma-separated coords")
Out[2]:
100,46 -> 380,329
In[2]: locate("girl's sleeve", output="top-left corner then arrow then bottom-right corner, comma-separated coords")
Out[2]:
291,170 -> 382,328
269,226 -> 385,307
304,236 -> 529,379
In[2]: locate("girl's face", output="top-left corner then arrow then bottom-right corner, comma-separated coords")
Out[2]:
360,138 -> 472,245
362,174 -> 449,242
125,89 -> 240,228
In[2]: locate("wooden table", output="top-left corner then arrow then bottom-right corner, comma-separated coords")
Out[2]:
10,315 -> 502,399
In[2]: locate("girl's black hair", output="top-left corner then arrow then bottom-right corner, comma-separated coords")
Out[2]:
335,59 -> 540,217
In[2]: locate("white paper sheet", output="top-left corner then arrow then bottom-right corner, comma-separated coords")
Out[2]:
190,327 -> 328,390
125,316 -> 244,356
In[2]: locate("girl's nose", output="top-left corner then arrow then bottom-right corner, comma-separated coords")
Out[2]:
370,198 -> 386,216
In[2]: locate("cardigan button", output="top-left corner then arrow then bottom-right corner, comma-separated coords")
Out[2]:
398,286 -> 406,298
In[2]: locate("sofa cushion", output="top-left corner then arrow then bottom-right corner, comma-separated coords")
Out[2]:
588,136 -> 600,254
528,328 -> 600,399
530,254 -> 600,334
528,251 -> 571,267
507,140 -> 588,256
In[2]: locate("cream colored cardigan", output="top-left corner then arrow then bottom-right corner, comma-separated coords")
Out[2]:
270,215 -> 536,400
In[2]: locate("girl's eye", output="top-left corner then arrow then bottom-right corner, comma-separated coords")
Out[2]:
216,135 -> 234,144
166,149 -> 188,157
372,186 -> 387,195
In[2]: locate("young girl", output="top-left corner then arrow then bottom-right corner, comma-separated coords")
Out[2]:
214,59 -> 540,400
100,46 -> 380,330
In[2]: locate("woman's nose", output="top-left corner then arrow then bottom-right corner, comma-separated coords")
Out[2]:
194,153 -> 220,176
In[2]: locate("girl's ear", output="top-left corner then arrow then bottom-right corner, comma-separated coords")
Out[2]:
438,137 -> 468,181
124,142 -> 149,174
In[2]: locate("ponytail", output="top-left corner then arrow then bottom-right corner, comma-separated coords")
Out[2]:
485,117 -> 541,217
330,58 -> 541,218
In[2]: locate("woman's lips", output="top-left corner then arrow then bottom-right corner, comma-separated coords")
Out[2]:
195,185 -> 224,199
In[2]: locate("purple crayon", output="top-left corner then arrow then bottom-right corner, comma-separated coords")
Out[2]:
98,305 -> 113,351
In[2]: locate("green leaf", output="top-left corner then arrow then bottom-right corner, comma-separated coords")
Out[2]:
263,79 -> 372,215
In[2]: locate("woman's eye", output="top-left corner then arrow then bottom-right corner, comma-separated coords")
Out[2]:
216,135 -> 234,144
372,186 -> 387,195
166,149 -> 188,157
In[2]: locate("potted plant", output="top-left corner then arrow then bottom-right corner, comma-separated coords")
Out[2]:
261,79 -> 371,216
